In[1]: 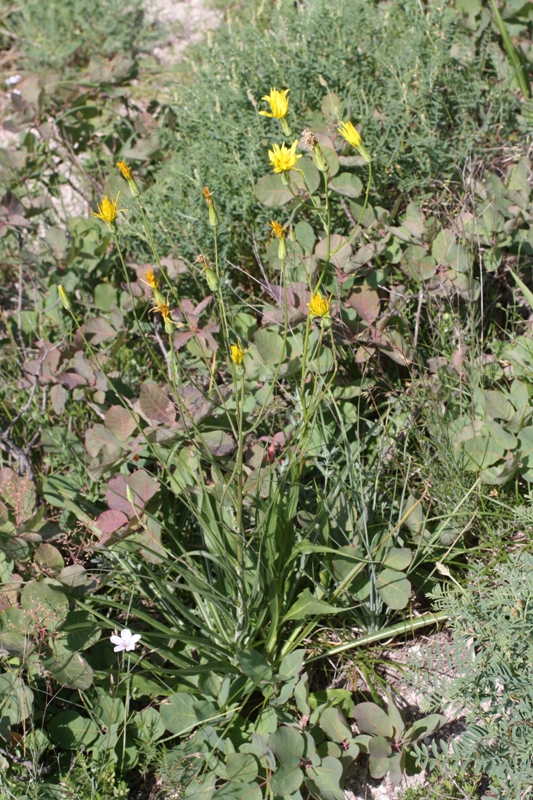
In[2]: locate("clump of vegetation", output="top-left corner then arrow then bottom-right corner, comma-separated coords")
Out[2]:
1,0 -> 533,797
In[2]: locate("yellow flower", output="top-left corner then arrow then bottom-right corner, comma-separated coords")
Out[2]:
259,88 -> 290,119
230,342 -> 246,365
268,140 -> 301,174
337,121 -> 371,163
145,270 -> 159,290
307,291 -> 332,318
116,160 -> 133,181
338,121 -> 362,149
92,193 -> 122,226
269,221 -> 285,240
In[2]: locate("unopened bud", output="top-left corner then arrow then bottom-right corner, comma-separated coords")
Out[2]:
281,118 -> 292,137
278,237 -> 287,261
58,285 -> 71,311
205,267 -> 219,291
208,204 -> 219,227
314,143 -> 329,173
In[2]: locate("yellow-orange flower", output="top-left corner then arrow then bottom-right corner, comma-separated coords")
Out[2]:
269,221 -> 285,240
259,88 -> 289,119
268,140 -> 301,174
202,186 -> 214,206
150,300 -> 171,321
230,342 -> 246,365
116,160 -> 133,181
145,270 -> 159,290
92,193 -> 122,225
307,291 -> 332,318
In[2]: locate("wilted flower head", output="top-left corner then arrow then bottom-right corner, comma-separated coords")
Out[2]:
300,128 -> 318,150
230,342 -> 246,365
195,254 -> 209,268
202,186 -> 214,206
307,291 -> 332,318
92,193 -> 122,226
268,140 -> 301,174
110,628 -> 141,653
269,221 -> 286,240
150,299 -> 171,321
116,160 -> 133,181
259,87 -> 290,119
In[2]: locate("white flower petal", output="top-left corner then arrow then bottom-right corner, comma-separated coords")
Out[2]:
113,644 -> 125,652
129,634 -> 142,645
120,629 -> 133,642
110,635 -> 123,646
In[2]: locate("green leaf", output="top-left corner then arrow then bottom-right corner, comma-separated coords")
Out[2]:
253,329 -> 286,366
225,753 -> 258,783
42,641 -> 94,690
271,763 -> 304,795
35,543 -> 64,575
368,735 -> 392,759
320,708 -> 352,743
0,673 -> 33,724
382,547 -> 412,571
278,649 -> 304,680
47,710 -> 99,749
21,581 -> 68,631
353,703 -> 394,737
213,782 -> 262,799
404,713 -> 445,743
184,774 -> 217,800
329,172 -> 363,198
254,174 -> 292,207
306,756 -> 344,800
237,650 -> 272,685
483,390 -> 514,421
268,726 -> 305,766
133,707 -> 165,744
94,283 -> 117,312
160,693 -> 198,735
0,608 -> 32,656
283,589 -> 341,621
376,569 -> 411,610
388,752 -> 403,786
369,755 -> 390,779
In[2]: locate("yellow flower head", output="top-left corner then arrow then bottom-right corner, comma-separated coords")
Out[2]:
92,193 -> 122,225
259,88 -> 290,120
202,186 -> 214,206
307,291 -> 332,318
338,121 -> 362,149
268,140 -> 301,174
269,221 -> 285,240
230,342 -> 246,365
145,270 -> 159,290
150,300 -> 171,321
116,160 -> 133,181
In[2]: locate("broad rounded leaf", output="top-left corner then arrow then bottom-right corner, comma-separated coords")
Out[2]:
42,641 -> 94,689
306,756 -> 344,800
95,509 -> 129,534
368,735 -> 392,759
225,753 -> 258,783
315,234 -> 352,268
47,710 -> 99,749
329,172 -> 363,197
376,569 -> 411,610
0,673 -> 33,724
383,547 -> 412,571
104,406 -> 137,441
353,702 -> 394,737
35,543 -> 64,574
270,763 -> 304,795
139,382 -> 175,424
268,726 -> 305,766
254,174 -> 292,207
160,693 -> 197,735
21,581 -> 68,631
200,430 -> 236,457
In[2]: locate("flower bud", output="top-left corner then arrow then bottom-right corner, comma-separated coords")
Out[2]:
205,267 -> 219,291
208,204 -> 219,227
314,143 -> 329,173
281,118 -> 292,137
278,237 -> 287,261
58,285 -> 71,311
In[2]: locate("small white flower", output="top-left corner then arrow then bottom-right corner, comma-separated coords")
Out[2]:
110,628 -> 142,653
5,75 -> 21,88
